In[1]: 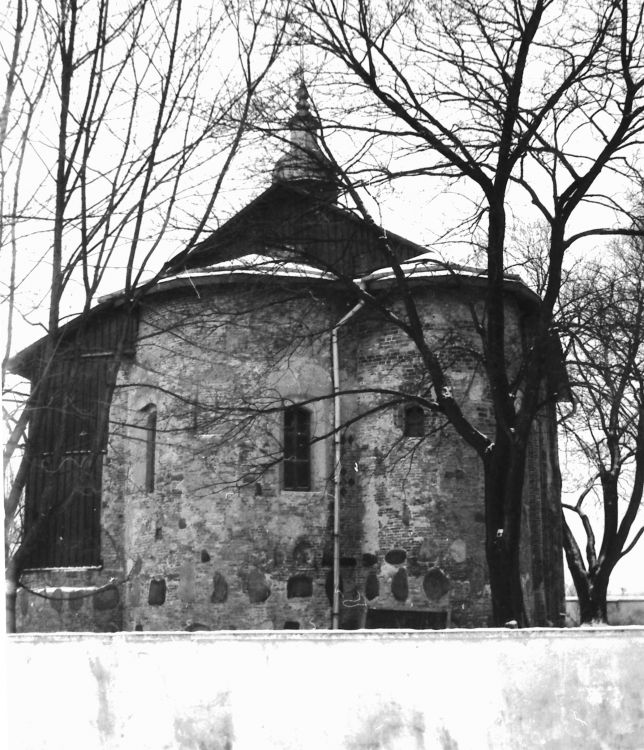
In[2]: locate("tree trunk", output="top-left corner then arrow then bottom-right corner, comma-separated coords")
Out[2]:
486,540 -> 525,626
576,573 -> 609,625
562,512 -> 610,625
484,442 -> 527,626
578,587 -> 608,624
6,558 -> 18,634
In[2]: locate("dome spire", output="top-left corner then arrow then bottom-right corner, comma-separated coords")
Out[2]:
293,76 -> 316,127
272,72 -> 337,199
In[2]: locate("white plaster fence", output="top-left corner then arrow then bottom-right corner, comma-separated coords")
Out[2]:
5,628 -> 644,749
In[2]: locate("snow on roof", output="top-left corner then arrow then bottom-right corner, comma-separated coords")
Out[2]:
162,253 -> 335,282
99,253 -> 530,305
155,252 -> 514,286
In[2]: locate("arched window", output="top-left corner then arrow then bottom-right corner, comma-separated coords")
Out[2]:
141,404 -> 157,493
403,404 -> 425,438
283,406 -> 311,490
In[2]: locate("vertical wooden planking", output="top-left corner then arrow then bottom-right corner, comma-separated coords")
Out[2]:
23,308 -> 138,568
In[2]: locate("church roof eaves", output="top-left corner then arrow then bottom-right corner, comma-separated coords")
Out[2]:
363,258 -> 541,306
7,254 -> 541,379
152,254 -> 540,309
148,254 -> 336,295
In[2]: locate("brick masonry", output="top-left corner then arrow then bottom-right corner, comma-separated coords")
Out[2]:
16,275 -> 565,631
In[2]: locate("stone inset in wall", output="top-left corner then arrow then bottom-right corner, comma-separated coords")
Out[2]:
293,539 -> 314,566
417,538 -> 434,562
423,568 -> 450,601
449,539 -> 467,563
93,585 -> 120,611
362,553 -> 377,567
385,549 -> 407,565
50,589 -> 64,614
392,569 -> 409,601
211,573 -> 228,604
365,572 -> 379,601
69,593 -> 84,613
129,578 -> 141,607
178,561 -> 196,603
246,569 -> 271,604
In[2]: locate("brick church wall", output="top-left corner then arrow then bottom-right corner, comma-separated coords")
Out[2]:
16,275 -> 564,631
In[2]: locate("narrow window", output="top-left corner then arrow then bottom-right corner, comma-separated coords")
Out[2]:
283,406 -> 311,490
403,404 -> 425,437
142,404 -> 157,492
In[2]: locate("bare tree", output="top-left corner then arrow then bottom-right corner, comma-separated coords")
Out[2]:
272,0 -> 644,625
8,0 -> 644,631
2,0 -> 288,632
1,0 -> 55,384
559,240 -> 644,623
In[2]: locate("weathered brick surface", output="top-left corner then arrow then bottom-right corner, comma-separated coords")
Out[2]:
16,276 -> 564,631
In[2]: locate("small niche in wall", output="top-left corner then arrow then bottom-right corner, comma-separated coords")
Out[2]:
148,578 -> 166,606
287,575 -> 313,598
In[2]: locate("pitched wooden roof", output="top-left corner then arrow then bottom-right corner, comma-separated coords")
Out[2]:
164,182 -> 429,279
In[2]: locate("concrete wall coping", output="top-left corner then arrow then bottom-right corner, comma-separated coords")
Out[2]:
566,595 -> 644,602
8,625 -> 644,644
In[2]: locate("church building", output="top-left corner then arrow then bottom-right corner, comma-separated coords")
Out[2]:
10,83 -> 565,632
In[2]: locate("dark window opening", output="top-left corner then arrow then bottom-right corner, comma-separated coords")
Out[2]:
142,404 -> 157,493
365,608 -> 447,630
283,406 -> 311,490
403,404 -> 425,437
